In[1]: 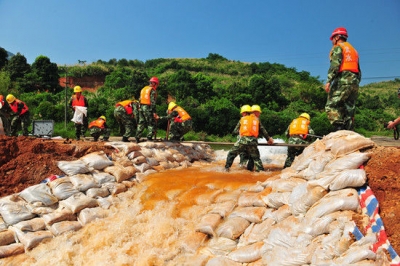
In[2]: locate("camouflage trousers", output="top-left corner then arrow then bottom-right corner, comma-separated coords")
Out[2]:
89,127 -> 111,141
284,146 -> 305,168
136,105 -> 156,140
225,140 -> 264,171
114,106 -> 136,138
0,111 -> 10,136
168,119 -> 192,140
325,82 -> 359,130
73,115 -> 88,139
10,112 -> 31,136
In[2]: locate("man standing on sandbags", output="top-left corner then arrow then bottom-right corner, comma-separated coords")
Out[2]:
283,113 -> 316,168
69,85 -> 88,140
224,105 -> 273,172
324,27 -> 361,131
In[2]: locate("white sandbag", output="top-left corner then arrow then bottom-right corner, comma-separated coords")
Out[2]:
172,153 -> 187,163
195,189 -> 223,205
228,241 -> 265,263
229,207 -> 265,223
135,162 -> 152,173
103,164 -> 136,182
329,169 -> 367,191
132,155 -> 147,165
305,188 -> 360,220
0,217 -> 7,232
69,174 -> 100,192
0,230 -> 16,246
13,218 -> 46,232
262,192 -> 290,209
301,150 -> 334,180
0,243 -> 25,258
102,182 -> 127,195
105,141 -> 141,156
265,205 -> 292,223
216,216 -> 250,240
238,218 -> 275,247
263,177 -> 306,193
209,200 -> 236,217
325,152 -> 370,172
0,195 -> 36,225
289,183 -> 327,216
127,150 -> 144,160
86,187 -> 110,198
80,151 -> 113,170
204,237 -> 238,256
146,157 -> 160,166
27,204 -> 57,216
59,192 -> 98,214
49,220 -> 82,236
172,254 -> 209,265
136,148 -> 154,158
334,244 -> 376,264
47,176 -> 80,200
71,106 -> 87,124
265,227 -> 296,248
205,256 -> 243,266
57,159 -> 90,175
215,190 -> 241,203
153,149 -> 174,162
329,134 -> 375,157
307,172 -> 337,190
42,208 -> 76,226
237,188 -> 271,207
96,197 -> 113,209
19,183 -> 58,206
179,232 -> 208,254
11,227 -> 53,250
91,170 -> 116,184
78,207 -> 107,225
114,156 -> 133,167
195,213 -> 222,237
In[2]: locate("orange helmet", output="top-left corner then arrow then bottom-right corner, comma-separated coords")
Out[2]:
149,77 -> 159,85
330,27 -> 348,40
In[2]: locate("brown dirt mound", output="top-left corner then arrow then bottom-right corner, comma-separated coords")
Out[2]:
0,135 -> 399,253
0,135 -> 114,197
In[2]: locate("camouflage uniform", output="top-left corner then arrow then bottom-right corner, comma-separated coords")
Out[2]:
325,44 -> 361,130
225,116 -> 272,172
283,125 -> 315,168
9,99 -> 31,137
89,124 -> 111,141
0,97 -> 11,136
114,102 -> 139,139
136,87 -> 157,140
160,108 -> 193,141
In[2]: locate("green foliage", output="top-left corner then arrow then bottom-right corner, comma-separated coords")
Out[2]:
0,47 -> 8,70
0,70 -> 11,94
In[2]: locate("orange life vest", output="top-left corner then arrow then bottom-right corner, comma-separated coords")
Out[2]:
9,99 -> 29,115
239,114 -> 259,137
140,86 -> 154,105
330,42 -> 359,73
89,118 -> 105,129
71,94 -> 86,107
289,117 -> 309,136
173,106 -> 191,121
116,100 -> 134,115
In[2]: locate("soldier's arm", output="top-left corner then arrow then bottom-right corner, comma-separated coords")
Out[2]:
327,46 -> 343,83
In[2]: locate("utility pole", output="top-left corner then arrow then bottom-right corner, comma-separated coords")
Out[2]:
64,66 -> 68,129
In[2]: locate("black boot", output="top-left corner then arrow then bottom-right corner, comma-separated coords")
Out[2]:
122,136 -> 129,142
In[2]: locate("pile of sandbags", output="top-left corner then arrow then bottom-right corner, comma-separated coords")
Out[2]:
0,141 -> 214,258
187,131 -> 395,265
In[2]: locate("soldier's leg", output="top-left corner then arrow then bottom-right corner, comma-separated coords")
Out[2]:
135,111 -> 146,139
248,145 -> 264,172
10,115 -> 19,136
343,84 -> 359,131
225,144 -> 242,170
75,123 -> 81,140
325,82 -> 346,131
21,113 -> 31,136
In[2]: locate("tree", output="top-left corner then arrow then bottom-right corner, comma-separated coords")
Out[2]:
28,56 -> 61,93
0,47 -> 8,70
5,53 -> 30,81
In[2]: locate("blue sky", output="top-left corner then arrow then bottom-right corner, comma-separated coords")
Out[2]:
1,0 -> 399,86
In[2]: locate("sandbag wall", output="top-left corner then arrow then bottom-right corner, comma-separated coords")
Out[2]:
0,141 -> 215,258
187,131 -> 397,265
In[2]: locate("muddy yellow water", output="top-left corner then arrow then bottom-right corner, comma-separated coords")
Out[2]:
2,160 -> 279,266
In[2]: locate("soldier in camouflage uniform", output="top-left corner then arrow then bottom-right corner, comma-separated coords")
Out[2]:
0,95 -> 11,136
283,113 -> 316,168
88,116 -> 111,141
224,105 -> 273,172
135,77 -> 159,142
6,94 -> 31,136
157,102 -> 192,141
324,27 -> 361,131
114,99 -> 139,142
